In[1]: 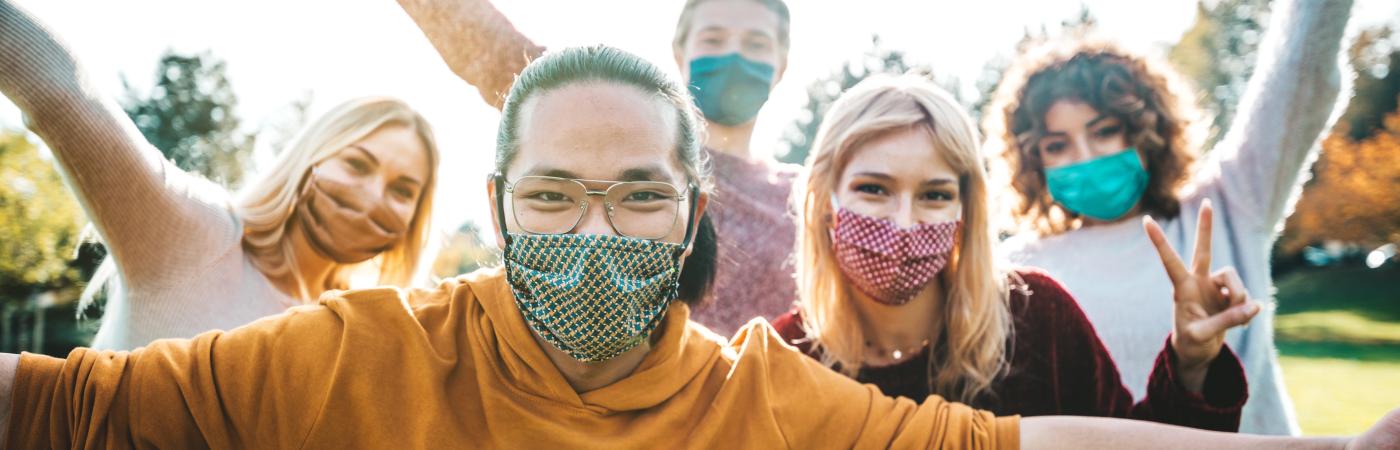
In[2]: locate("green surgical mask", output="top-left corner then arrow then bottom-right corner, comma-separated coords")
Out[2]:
1045,147 -> 1149,221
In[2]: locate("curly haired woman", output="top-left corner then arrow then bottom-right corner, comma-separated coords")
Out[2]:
983,0 -> 1354,435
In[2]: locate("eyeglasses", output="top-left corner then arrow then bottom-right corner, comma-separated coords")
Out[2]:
496,175 -> 693,241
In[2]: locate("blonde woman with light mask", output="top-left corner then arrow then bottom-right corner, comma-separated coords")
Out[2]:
772,75 -> 1262,431
0,12 -> 439,350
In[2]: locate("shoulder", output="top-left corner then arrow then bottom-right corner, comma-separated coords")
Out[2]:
1006,268 -> 1094,331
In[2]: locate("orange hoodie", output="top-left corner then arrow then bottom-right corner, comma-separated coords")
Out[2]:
7,267 -> 1018,449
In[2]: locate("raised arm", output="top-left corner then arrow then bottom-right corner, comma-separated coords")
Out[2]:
396,0 -> 544,110
1203,0 -> 1354,229
0,1 -> 240,284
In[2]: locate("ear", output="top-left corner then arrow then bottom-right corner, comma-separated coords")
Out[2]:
486,178 -> 506,250
772,53 -> 788,86
681,191 -> 710,258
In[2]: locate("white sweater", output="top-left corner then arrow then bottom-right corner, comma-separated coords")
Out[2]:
0,3 -> 292,350
1001,0 -> 1353,436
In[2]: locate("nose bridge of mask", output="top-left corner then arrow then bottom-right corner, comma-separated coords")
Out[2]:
831,193 -> 960,231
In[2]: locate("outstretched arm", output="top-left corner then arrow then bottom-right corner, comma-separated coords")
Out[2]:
396,0 -> 544,110
1204,0 -> 1354,230
1021,415 -> 1366,450
0,1 -> 240,285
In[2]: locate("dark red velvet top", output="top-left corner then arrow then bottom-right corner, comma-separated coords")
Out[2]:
770,268 -> 1248,431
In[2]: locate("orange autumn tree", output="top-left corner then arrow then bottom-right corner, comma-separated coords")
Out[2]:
1281,110 -> 1400,254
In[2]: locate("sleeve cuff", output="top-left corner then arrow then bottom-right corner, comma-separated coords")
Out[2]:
1146,336 -> 1249,430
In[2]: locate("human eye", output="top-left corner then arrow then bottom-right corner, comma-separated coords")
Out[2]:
854,183 -> 887,196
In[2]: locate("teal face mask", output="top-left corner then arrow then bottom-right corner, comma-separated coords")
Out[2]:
1045,147 -> 1149,221
687,53 -> 775,126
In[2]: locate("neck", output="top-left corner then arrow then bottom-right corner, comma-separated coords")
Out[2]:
270,220 -> 337,302
534,331 -> 651,393
704,119 -> 755,157
850,277 -> 945,365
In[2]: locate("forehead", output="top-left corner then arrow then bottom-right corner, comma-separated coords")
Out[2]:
512,82 -> 684,182
344,124 -> 430,177
689,0 -> 780,38
841,126 -> 956,182
1043,100 -> 1104,133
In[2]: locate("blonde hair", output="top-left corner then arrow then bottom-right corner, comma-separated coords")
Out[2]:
795,75 -> 1010,403
238,96 -> 439,300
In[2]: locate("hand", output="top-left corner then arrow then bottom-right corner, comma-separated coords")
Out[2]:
298,170 -> 407,263
1144,200 -> 1262,390
1348,407 -> 1400,450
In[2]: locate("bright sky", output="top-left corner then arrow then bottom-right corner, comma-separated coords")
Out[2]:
3,0 -> 1398,239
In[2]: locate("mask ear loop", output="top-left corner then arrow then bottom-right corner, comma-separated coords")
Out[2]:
493,172 -> 514,254
679,184 -> 701,251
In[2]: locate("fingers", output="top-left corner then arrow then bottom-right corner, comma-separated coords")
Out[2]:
1191,200 -> 1213,276
1187,301 -> 1261,339
1144,215 -> 1189,284
1211,267 -> 1248,309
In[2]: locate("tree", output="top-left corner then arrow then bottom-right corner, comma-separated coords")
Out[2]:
1168,0 -> 1273,150
776,36 -> 961,165
0,131 -> 89,352
971,6 -> 1098,125
1337,26 -> 1400,141
1280,111 -> 1400,254
431,221 -> 501,280
122,50 -> 255,187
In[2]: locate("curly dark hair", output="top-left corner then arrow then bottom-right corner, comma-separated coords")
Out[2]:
984,39 -> 1203,235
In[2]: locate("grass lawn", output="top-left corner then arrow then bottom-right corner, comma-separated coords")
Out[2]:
1273,264 -> 1400,435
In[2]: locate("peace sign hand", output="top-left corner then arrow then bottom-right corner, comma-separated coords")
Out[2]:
1144,200 -> 1262,393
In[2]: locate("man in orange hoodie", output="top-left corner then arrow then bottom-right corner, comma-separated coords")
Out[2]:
1,3 -> 1397,447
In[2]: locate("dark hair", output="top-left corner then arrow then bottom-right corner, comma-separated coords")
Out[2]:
676,215 -> 717,306
492,45 -> 717,306
495,45 -> 708,186
987,39 -> 1200,235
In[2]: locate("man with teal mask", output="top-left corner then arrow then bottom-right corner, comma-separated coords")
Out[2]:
398,0 -> 801,336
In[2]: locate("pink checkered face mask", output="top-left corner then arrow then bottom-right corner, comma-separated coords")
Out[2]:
829,206 -> 959,306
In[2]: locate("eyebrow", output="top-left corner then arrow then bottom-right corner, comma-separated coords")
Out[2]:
852,172 -> 956,186
1044,114 -> 1112,137
349,145 -> 380,165
521,164 -> 677,184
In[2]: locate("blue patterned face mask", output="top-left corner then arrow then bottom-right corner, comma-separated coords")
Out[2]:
497,179 -> 698,363
1045,147 -> 1150,221
503,233 -> 685,363
687,53 -> 775,126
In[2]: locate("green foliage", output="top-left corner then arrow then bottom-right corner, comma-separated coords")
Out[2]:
0,132 -> 84,295
971,6 -> 1098,125
431,221 -> 501,279
1338,26 -> 1400,141
122,50 -> 254,187
1168,0 -> 1272,150
776,36 -> 961,165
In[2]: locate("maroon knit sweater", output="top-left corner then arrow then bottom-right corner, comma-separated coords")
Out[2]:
771,269 -> 1248,431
